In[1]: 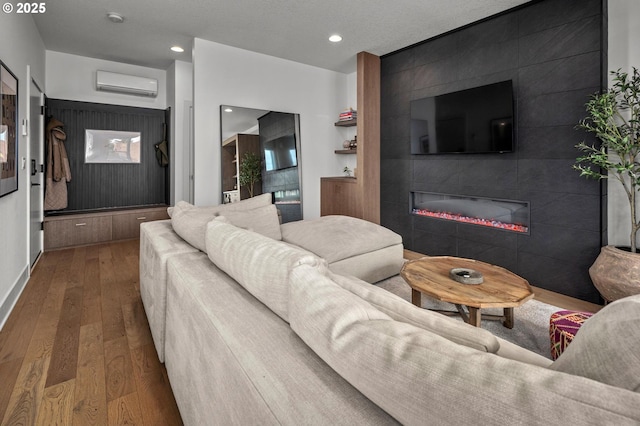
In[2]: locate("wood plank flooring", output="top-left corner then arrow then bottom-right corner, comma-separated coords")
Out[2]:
0,239 -> 182,426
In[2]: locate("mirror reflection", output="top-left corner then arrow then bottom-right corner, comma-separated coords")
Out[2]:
220,105 -> 302,223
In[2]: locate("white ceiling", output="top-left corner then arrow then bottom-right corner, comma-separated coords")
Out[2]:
33,0 -> 531,74
220,105 -> 268,141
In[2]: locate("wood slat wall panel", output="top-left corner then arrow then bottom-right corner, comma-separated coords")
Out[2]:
46,99 -> 167,212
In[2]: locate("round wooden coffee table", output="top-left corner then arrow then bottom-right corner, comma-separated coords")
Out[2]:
400,256 -> 534,328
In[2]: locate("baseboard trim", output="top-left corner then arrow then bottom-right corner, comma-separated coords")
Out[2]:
0,264 -> 30,331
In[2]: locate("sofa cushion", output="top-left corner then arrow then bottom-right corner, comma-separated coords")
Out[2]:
139,219 -> 201,362
205,219 -> 324,321
330,244 -> 405,284
550,294 -> 640,392
330,270 -> 551,366
219,204 -> 282,241
170,194 -> 274,251
288,264 -> 640,424
280,215 -> 402,263
167,192 -> 271,218
329,270 -> 500,353
289,263 -> 481,424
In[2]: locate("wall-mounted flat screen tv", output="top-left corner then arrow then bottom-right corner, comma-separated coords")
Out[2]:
264,134 -> 298,171
410,80 -> 514,154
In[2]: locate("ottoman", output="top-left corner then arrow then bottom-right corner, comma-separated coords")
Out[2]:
549,310 -> 594,360
280,215 -> 404,283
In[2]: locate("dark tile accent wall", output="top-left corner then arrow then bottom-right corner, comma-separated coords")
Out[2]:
46,99 -> 168,212
258,112 -> 302,223
380,0 -> 606,303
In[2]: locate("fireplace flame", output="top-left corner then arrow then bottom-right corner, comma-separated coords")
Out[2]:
412,208 -> 529,233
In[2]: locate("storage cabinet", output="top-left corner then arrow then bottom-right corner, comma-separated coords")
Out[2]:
320,177 -> 361,217
44,206 -> 169,250
112,208 -> 170,240
44,214 -> 112,250
222,133 -> 261,203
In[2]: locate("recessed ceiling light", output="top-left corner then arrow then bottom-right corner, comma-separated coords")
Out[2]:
224,108 -> 233,112
171,46 -> 184,53
106,12 -> 124,23
329,34 -> 343,43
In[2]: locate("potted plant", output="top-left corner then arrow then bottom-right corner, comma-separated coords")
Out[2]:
239,152 -> 262,198
574,67 -> 640,302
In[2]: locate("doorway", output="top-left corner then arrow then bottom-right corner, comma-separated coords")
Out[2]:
29,77 -> 44,267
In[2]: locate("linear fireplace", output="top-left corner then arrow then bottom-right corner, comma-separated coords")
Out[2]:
410,191 -> 530,234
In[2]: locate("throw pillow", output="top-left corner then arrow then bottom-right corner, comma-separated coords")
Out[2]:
205,219 -> 323,321
170,194 -> 274,250
550,294 -> 640,392
170,202 -> 217,251
216,204 -> 282,241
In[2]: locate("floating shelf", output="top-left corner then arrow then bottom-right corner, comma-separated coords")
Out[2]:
334,119 -> 357,127
334,149 -> 357,154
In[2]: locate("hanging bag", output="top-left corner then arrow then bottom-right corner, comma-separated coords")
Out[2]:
155,123 -> 169,167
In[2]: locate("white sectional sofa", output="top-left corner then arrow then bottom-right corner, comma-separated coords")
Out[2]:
140,195 -> 640,425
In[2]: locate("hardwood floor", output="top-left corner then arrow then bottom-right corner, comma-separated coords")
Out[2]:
0,239 -> 182,426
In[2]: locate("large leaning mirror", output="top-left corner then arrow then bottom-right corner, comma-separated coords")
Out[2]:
220,105 -> 302,223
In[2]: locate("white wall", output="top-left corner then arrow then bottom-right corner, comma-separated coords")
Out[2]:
0,13 -> 45,328
166,60 -> 193,204
607,0 -> 640,248
46,51 -> 167,109
192,39 -> 349,218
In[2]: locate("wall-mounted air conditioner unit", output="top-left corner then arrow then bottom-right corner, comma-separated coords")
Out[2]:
96,70 -> 158,97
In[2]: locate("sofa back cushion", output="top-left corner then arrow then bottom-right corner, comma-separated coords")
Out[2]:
550,294 -> 640,392
329,271 -> 500,353
287,264 -> 501,424
170,194 -> 276,251
205,219 -> 323,322
218,204 -> 282,241
288,264 -> 640,424
167,192 -> 272,217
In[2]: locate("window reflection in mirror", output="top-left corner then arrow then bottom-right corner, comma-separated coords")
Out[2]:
220,105 -> 302,223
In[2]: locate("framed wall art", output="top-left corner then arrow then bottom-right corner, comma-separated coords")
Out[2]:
85,129 -> 141,164
0,60 -> 18,198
